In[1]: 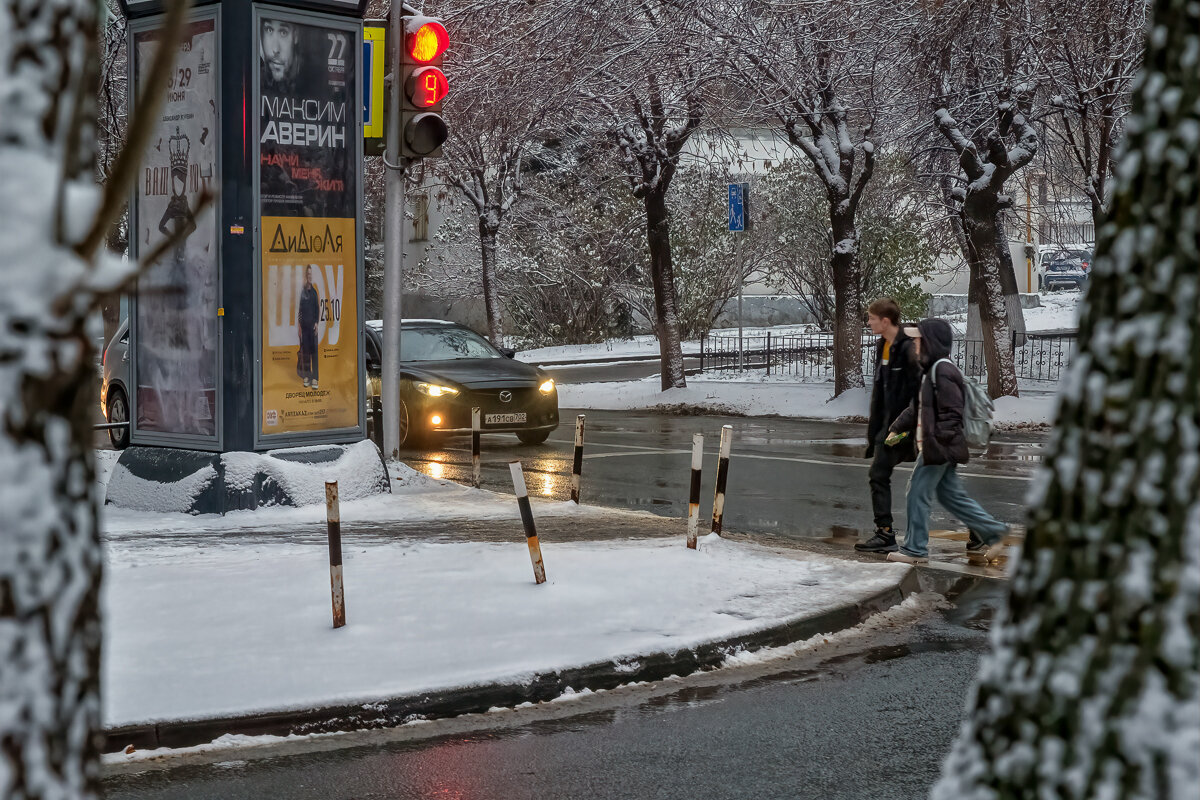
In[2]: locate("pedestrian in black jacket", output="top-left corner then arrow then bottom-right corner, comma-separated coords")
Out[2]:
882,318 -> 1008,564
857,298 -> 922,553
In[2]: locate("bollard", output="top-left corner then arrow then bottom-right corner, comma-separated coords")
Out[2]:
687,433 -> 704,549
509,461 -> 547,584
471,407 -> 482,488
710,425 -> 733,536
326,480 -> 346,628
570,414 -> 586,503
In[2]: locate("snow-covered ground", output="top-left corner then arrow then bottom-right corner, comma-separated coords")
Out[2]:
558,378 -> 1060,425
101,533 -> 908,727
945,291 -> 1082,335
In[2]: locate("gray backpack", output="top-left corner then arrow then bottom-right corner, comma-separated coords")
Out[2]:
932,358 -> 994,449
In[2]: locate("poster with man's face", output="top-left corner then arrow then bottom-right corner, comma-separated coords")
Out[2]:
257,15 -> 360,437
133,18 -> 219,439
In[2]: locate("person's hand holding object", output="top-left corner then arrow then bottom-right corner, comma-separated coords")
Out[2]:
884,431 -> 908,447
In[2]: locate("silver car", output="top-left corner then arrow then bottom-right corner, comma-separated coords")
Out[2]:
100,319 -> 130,449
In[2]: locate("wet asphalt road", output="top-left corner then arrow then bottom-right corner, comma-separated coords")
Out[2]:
400,409 -> 1043,542
102,577 -> 1002,800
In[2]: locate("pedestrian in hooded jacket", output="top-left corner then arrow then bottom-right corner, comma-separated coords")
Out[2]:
856,298 -> 922,554
882,318 -> 1008,564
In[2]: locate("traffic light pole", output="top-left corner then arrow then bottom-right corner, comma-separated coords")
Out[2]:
381,1 -> 408,462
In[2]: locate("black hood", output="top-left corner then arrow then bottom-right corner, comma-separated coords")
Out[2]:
916,318 -> 954,366
406,358 -> 544,389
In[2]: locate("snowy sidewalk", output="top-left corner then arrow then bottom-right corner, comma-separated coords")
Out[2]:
101,531 -> 912,751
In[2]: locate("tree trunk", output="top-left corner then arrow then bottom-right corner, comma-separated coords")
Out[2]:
934,1 -> 1200,796
0,1 -> 104,796
478,218 -> 504,346
644,189 -> 686,390
961,195 -> 1019,397
830,213 -> 864,395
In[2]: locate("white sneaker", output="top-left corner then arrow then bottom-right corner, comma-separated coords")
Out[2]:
983,538 -> 1006,562
303,378 -> 310,388
886,551 -> 928,565
311,381 -> 318,389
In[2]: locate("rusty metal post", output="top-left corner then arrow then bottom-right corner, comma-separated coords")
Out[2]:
471,407 -> 482,488
326,480 -> 346,628
371,397 -> 384,452
509,461 -> 547,584
711,425 -> 733,536
570,414 -> 586,503
687,433 -> 703,549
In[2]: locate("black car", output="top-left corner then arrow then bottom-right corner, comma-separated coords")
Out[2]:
364,320 -> 559,447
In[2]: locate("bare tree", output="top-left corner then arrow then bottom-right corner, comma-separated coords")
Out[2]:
428,0 -> 583,346
934,0 -> 1198,795
1038,0 -> 1149,233
918,0 -> 1040,398
585,1 -> 707,390
690,0 -> 910,396
0,2 -> 193,794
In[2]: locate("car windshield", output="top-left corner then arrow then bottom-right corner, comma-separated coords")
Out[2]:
401,327 -> 500,361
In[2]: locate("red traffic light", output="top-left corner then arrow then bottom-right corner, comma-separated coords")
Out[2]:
407,67 -> 448,107
408,21 -> 448,64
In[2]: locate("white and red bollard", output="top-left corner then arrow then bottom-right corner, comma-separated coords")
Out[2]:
710,425 -> 733,536
509,461 -> 547,584
687,432 -> 704,549
570,414 -> 586,504
325,480 -> 346,628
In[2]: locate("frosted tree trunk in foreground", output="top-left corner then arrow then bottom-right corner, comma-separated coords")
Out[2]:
934,0 -> 1199,797
0,2 -> 104,797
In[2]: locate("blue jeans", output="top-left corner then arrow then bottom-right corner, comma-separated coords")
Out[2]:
901,454 -> 1008,558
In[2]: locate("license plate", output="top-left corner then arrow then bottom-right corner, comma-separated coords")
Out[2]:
486,412 -> 526,425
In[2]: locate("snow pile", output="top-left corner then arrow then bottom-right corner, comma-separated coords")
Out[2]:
101,535 -> 909,726
98,454 -> 596,538
222,440 -> 389,506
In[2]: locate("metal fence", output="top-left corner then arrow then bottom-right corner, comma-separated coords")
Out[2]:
698,332 -> 876,381
944,333 -> 1078,383
699,330 -> 1077,384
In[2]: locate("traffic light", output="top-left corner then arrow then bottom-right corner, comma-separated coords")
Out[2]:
399,14 -> 449,159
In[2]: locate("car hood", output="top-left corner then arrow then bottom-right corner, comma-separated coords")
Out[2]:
406,358 -> 545,389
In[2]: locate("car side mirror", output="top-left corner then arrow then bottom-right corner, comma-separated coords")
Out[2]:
499,347 -> 516,359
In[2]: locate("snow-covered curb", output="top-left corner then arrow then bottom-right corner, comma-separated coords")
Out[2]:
101,534 -> 909,733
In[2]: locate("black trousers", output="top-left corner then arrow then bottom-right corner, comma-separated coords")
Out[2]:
868,432 -> 906,529
298,326 -> 319,382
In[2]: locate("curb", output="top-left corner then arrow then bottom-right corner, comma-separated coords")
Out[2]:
102,567 -> 964,754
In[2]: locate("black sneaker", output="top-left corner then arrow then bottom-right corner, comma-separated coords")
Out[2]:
855,528 -> 898,553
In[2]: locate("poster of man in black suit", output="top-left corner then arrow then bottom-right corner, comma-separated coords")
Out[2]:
296,266 -> 320,388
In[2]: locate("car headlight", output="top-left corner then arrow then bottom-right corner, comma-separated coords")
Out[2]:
416,382 -> 460,398
539,379 -> 555,395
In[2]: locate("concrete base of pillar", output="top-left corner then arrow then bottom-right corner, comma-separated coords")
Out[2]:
105,439 -> 390,515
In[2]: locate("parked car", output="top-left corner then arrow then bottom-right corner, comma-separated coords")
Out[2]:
365,319 -> 559,447
100,319 -> 131,449
1037,247 -> 1092,291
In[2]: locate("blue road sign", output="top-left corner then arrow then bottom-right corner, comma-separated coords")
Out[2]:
728,183 -> 745,232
